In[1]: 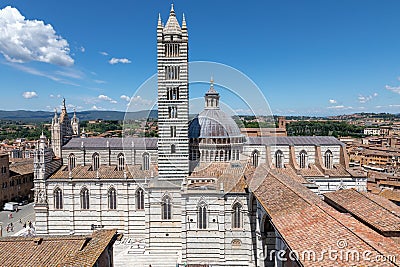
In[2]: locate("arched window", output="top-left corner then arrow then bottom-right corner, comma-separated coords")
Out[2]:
108,187 -> 117,210
92,153 -> 100,171
80,187 -> 90,210
324,150 -> 333,169
252,150 -> 259,167
299,150 -> 307,169
117,153 -> 125,171
275,150 -> 284,168
54,187 -> 63,210
162,196 -> 172,220
171,144 -> 176,154
142,153 -> 150,170
232,203 -> 242,229
68,153 -> 76,170
136,188 -> 145,210
198,202 -> 207,229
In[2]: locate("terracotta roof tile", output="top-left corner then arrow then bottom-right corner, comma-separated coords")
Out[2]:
252,165 -> 400,266
0,229 -> 119,267
324,189 -> 400,234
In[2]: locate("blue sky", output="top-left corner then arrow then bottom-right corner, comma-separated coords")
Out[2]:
1,0 -> 400,116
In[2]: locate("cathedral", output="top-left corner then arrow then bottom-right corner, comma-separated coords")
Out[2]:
33,5 -> 367,267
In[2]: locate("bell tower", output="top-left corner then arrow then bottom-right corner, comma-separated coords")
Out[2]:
157,5 -> 189,179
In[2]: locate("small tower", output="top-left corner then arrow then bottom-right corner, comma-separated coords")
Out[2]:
51,99 -> 74,158
33,132 -> 53,234
204,77 -> 220,110
51,109 -> 62,158
157,4 -> 189,179
71,108 -> 80,136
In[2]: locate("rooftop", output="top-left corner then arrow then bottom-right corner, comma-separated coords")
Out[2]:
252,164 -> 400,266
324,189 -> 400,235
62,137 -> 158,150
0,229 -> 120,267
247,136 -> 344,146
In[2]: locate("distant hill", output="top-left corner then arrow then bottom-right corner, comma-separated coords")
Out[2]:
0,110 -> 158,122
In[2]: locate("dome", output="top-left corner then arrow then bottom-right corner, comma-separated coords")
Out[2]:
189,109 -> 242,138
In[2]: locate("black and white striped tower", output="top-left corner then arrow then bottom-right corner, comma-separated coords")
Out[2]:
157,5 -> 189,179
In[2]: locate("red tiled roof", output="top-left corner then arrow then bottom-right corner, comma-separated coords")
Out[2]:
252,164 -> 400,266
0,229 -> 119,267
324,189 -> 400,234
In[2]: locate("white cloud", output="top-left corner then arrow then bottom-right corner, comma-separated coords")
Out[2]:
130,95 -> 152,105
109,57 -> 131,65
98,94 -> 112,101
49,94 -> 62,99
91,105 -> 101,110
80,46 -> 85,53
99,51 -> 108,56
0,6 -> 73,66
385,85 -> 400,94
54,69 -> 83,79
120,95 -> 131,102
327,105 -> 353,110
98,94 -> 117,104
329,99 -> 337,104
358,93 -> 378,103
22,91 -> 38,99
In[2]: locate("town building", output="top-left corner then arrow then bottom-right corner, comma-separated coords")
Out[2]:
0,229 -> 120,267
363,127 -> 381,136
0,153 -> 34,207
32,5 -> 369,266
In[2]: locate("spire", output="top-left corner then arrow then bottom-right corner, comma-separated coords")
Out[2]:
205,76 -> 220,109
182,13 -> 187,29
158,13 -> 162,28
206,75 -> 218,94
53,108 -> 58,121
73,108 -> 77,120
62,98 -> 66,110
164,3 -> 181,35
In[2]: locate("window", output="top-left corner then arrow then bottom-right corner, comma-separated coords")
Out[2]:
108,187 -> 117,210
80,187 -> 90,210
165,66 -> 180,80
167,87 -> 179,100
162,196 -> 172,220
232,203 -> 242,229
170,126 -> 177,137
142,153 -> 150,170
117,153 -> 125,171
324,150 -> 333,169
171,144 -> 176,154
92,153 -> 100,171
299,150 -> 307,169
54,187 -> 63,210
168,106 -> 177,118
198,202 -> 207,229
136,188 -> 144,210
252,150 -> 259,167
275,150 -> 284,168
68,153 -> 76,170
165,44 -> 180,57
